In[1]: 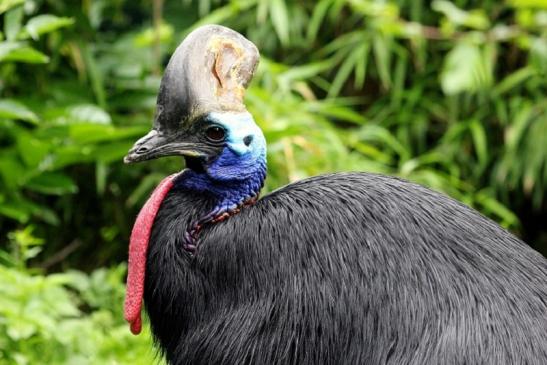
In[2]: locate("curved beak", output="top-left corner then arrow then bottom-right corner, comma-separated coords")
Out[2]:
124,129 -> 205,164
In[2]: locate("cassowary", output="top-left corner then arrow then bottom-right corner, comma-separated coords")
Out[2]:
123,25 -> 547,365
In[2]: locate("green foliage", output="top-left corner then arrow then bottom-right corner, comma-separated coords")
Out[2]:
0,0 -> 546,362
0,228 -> 160,365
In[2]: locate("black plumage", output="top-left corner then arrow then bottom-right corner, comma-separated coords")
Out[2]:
145,173 -> 547,365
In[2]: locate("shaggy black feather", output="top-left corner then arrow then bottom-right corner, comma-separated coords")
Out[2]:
145,172 -> 547,365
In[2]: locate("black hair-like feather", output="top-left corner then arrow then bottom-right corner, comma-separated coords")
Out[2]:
144,172 -> 547,365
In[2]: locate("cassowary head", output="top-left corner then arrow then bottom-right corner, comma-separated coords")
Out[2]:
124,25 -> 265,184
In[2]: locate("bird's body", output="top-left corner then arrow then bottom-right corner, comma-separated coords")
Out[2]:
123,25 -> 547,365
145,172 -> 547,365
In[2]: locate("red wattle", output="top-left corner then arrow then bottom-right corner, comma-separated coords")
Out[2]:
124,173 -> 178,335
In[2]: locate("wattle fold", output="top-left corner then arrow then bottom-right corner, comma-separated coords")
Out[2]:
124,173 -> 178,335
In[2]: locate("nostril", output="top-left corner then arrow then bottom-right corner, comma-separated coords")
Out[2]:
136,146 -> 149,154
243,135 -> 253,146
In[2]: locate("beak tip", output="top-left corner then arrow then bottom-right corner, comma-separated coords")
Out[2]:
123,155 -> 135,164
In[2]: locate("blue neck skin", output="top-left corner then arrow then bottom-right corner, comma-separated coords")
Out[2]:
178,150 -> 267,214
175,112 -> 267,250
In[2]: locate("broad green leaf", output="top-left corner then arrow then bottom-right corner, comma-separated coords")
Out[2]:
0,150 -> 27,188
16,134 -> 49,168
0,201 -> 30,222
4,5 -> 23,41
440,42 -> 493,94
0,41 -> 21,57
25,172 -> 78,195
0,0 -> 24,14
93,141 -> 142,163
0,41 -> 49,63
62,104 -> 111,125
22,15 -> 74,40
0,99 -> 39,123
4,46 -> 49,63
49,145 -> 94,170
441,43 -> 478,94
69,124 -> 146,144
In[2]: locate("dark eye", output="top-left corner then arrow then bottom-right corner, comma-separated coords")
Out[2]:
205,126 -> 226,142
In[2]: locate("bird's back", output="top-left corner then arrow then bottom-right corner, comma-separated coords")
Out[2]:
145,172 -> 547,365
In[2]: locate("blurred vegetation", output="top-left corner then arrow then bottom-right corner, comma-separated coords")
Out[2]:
0,0 -> 545,363
0,227 -> 157,364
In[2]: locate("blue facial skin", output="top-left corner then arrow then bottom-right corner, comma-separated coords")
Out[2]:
178,112 -> 267,220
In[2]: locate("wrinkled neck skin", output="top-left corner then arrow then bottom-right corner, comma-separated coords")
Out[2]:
176,112 -> 267,251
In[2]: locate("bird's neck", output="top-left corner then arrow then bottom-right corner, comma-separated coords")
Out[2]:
177,160 -> 267,210
175,151 -> 267,252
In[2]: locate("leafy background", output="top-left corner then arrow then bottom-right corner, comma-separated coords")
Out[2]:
0,0 -> 545,363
